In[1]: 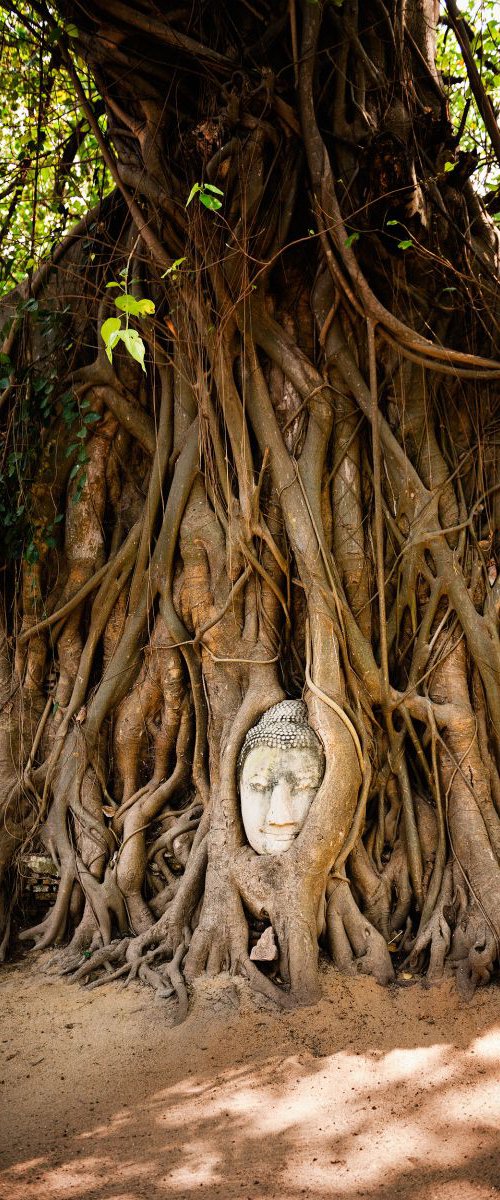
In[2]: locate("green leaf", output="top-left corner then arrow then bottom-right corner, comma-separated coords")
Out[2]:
199,192 -> 222,211
161,256 -> 186,278
186,183 -> 201,207
66,24 -> 79,37
119,328 -> 146,372
76,427 -> 87,438
101,317 -> 122,362
101,316 -> 121,346
114,294 -> 154,317
344,232 -> 360,248
25,541 -> 39,564
105,281 -> 121,289
398,239 -> 413,250
83,411 -> 101,424
186,182 -> 223,211
444,161 -> 456,172
135,298 -> 155,316
114,293 -> 141,315
386,219 -> 400,226
73,472 -> 88,504
68,464 -> 80,481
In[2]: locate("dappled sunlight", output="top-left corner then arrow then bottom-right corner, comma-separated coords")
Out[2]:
2,992 -> 499,1200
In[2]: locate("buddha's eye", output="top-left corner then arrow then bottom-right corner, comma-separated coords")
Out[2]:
250,781 -> 271,793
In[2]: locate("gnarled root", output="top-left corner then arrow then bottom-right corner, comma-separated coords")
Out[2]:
326,877 -> 394,985
406,861 -> 453,982
448,869 -> 498,999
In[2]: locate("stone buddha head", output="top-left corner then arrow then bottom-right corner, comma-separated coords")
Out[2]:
238,700 -> 325,855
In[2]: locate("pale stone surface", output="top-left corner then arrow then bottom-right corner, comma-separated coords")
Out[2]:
20,854 -> 59,877
250,925 -> 279,961
240,742 -> 324,855
237,700 -> 323,859
239,700 -> 325,855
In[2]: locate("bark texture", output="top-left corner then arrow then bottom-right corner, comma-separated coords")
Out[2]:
1,0 -> 500,1012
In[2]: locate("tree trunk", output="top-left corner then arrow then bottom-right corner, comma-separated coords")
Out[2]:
1,0 -> 499,1012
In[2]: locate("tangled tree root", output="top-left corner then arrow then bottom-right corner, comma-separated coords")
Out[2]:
2,0 -> 500,1016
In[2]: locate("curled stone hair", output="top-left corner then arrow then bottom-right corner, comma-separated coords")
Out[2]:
237,699 -> 325,777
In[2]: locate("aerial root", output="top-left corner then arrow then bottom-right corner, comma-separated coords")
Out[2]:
406,862 -> 453,982
326,878 -> 394,985
66,929 -> 190,1016
68,938 -> 128,982
449,906 -> 498,999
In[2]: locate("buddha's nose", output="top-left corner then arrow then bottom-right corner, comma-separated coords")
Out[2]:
267,779 -> 295,827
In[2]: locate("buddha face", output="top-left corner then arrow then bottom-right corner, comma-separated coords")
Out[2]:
240,743 -> 324,855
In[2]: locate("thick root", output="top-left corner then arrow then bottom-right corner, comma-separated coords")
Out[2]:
450,905 -> 498,999
407,862 -> 453,982
326,879 -> 394,986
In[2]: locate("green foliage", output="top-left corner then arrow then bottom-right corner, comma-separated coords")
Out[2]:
437,0 -> 500,212
161,257 -> 186,279
185,182 -> 224,211
100,271 -> 155,372
114,294 -> 155,317
0,303 -> 100,559
0,3 -> 112,295
101,316 -> 121,352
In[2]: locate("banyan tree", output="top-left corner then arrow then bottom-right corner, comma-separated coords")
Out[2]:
1,0 -> 500,1015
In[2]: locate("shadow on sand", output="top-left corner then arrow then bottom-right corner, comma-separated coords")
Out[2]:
0,959 -> 499,1200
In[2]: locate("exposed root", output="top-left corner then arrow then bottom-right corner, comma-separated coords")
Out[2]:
326,878 -> 395,986
407,862 -> 454,982
2,0 -> 500,1020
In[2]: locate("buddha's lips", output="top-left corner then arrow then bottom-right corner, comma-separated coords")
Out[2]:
261,832 -> 297,843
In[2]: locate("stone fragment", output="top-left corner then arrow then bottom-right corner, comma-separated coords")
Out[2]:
250,925 -> 278,961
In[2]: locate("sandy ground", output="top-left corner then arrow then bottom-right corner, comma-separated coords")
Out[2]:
0,953 -> 499,1200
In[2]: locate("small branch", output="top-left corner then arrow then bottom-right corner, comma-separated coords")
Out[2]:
446,0 -> 500,170
61,48 -> 171,271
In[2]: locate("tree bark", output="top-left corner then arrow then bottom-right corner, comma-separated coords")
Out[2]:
1,0 -> 499,1011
